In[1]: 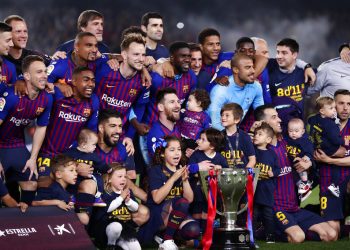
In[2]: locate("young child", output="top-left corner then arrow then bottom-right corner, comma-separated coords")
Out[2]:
179,89 -> 211,149
253,123 -> 279,243
286,118 -> 314,201
64,128 -> 110,207
220,103 -> 256,169
188,128 -> 228,232
101,163 -> 141,250
308,96 -> 345,197
32,154 -> 77,210
138,136 -> 200,249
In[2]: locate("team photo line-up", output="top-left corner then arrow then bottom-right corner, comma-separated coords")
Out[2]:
0,9 -> 350,250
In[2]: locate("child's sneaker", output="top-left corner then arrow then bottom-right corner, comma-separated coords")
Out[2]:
266,234 -> 275,243
158,239 -> 178,250
298,181 -> 312,195
154,235 -> 163,244
93,196 -> 107,207
328,183 -> 340,197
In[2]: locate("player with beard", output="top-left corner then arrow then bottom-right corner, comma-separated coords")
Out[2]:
314,89 -> 350,238
95,33 -> 149,140
208,54 -> 264,130
234,37 -> 271,133
89,109 -> 149,244
47,32 -> 101,95
253,104 -> 337,243
146,88 -> 181,163
142,41 -> 196,127
95,109 -> 135,180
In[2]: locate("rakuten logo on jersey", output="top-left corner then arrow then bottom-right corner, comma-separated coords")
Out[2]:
10,117 -> 31,126
58,111 -> 86,122
101,94 -> 131,108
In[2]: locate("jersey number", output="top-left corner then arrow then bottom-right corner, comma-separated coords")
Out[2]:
320,196 -> 327,210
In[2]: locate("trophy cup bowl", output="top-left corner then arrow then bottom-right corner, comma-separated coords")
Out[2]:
199,168 -> 259,250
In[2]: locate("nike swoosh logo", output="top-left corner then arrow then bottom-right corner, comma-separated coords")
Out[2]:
340,75 -> 347,78
106,85 -> 115,88
61,104 -> 71,108
274,82 -> 283,87
17,108 -> 24,112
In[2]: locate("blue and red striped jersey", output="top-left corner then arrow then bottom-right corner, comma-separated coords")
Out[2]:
94,65 -> 149,135
143,71 -> 196,126
178,110 -> 211,140
147,121 -> 181,158
201,52 -> 234,77
47,52 -> 102,85
0,87 -> 52,148
269,137 -> 299,212
95,142 -> 127,164
0,57 -> 17,95
40,91 -> 99,158
340,119 -> 350,183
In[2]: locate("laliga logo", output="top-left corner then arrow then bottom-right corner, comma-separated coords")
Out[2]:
48,223 -> 76,236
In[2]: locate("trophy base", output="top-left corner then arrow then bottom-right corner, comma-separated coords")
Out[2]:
210,228 -> 251,250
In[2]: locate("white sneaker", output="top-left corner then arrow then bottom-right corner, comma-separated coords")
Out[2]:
328,183 -> 340,197
158,239 -> 178,250
300,189 -> 312,202
154,235 -> 163,244
298,181 -> 312,194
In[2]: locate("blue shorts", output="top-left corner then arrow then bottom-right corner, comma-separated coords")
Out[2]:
274,209 -> 325,233
319,180 -> 348,221
37,155 -> 53,177
0,147 -> 35,182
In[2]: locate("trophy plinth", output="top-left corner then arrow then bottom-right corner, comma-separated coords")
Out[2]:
211,228 -> 250,250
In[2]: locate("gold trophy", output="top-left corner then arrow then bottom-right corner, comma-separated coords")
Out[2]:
199,168 -> 259,249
